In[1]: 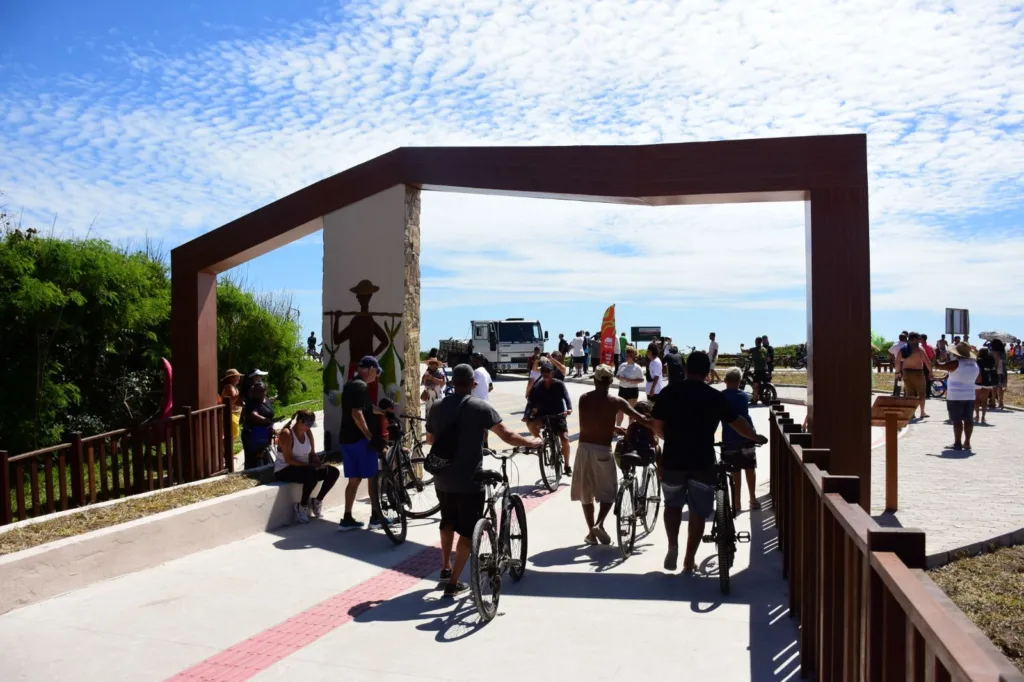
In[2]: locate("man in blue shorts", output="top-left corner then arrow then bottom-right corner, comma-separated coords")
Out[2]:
652,351 -> 766,573
338,356 -> 387,531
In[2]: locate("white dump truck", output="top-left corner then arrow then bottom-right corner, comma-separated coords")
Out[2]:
438,318 -> 548,374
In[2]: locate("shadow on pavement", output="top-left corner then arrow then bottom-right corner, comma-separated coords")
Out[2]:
874,511 -> 904,528
925,448 -> 977,459
350,587 -> 486,643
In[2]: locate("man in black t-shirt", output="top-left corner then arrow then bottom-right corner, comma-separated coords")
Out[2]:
662,346 -> 684,384
426,364 -> 541,596
652,351 -> 766,573
338,356 -> 388,532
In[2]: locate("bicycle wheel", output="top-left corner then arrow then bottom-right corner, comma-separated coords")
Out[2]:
538,434 -> 559,492
505,495 -> 528,581
402,445 -> 441,519
615,479 -> 637,559
759,383 -> 778,406
376,474 -> 408,545
470,517 -> 500,622
930,379 -> 946,399
641,465 -> 661,535
552,434 -> 564,480
715,487 -> 734,594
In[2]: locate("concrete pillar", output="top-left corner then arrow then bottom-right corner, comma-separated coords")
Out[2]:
403,186 -> 422,430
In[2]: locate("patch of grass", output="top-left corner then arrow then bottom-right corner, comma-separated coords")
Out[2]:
769,370 -> 1024,407
273,357 -> 324,417
930,546 -> 1024,672
0,470 -> 273,556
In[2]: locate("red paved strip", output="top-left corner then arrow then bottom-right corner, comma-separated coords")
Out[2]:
167,486 -> 558,681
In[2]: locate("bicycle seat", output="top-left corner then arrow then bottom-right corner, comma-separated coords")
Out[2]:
472,470 -> 504,486
619,452 -> 645,467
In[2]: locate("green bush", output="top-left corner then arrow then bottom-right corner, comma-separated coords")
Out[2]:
0,216 -> 304,454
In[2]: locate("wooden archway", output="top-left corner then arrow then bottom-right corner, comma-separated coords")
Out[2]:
170,134 -> 872,506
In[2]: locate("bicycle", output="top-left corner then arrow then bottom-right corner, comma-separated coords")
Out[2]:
613,448 -> 661,559
738,357 -> 778,406
535,413 -> 566,492
382,413 -> 441,519
470,448 -> 529,622
702,440 -> 762,595
373,417 -> 413,545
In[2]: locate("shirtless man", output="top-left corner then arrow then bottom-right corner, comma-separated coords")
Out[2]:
573,365 -> 650,545
895,331 -> 932,419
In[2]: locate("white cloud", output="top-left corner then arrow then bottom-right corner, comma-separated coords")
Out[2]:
1,0 -> 1023,314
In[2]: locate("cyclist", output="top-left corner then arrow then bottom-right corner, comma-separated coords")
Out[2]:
526,360 -> 573,475
747,337 -> 768,406
575,365 -> 650,545
721,368 -> 761,511
651,351 -> 766,573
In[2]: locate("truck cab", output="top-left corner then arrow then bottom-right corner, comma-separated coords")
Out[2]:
471,318 -> 547,373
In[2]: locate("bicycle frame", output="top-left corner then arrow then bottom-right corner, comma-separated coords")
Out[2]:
481,453 -> 517,573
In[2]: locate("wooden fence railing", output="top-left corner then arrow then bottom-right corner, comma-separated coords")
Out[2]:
2,403 -> 233,527
768,404 -> 1023,682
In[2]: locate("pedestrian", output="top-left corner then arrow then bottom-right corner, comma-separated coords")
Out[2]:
894,332 -> 931,420
615,346 -> 645,427
470,354 -> 493,402
645,344 -> 664,401
574,365 -> 649,545
990,340 -> 1008,410
220,369 -> 243,440
975,348 -> 997,423
337,356 -> 387,531
762,335 -> 775,375
548,351 -> 568,380
590,333 -> 602,371
721,369 -> 760,511
426,364 -> 541,596
274,410 -> 340,524
662,345 -> 684,384
890,332 -> 909,367
526,347 -> 542,399
570,331 -> 585,378
241,381 -> 275,469
708,332 -> 721,384
936,334 -> 949,362
921,333 -> 937,397
526,360 -> 574,475
421,357 -> 446,415
933,343 -> 979,450
618,331 -> 628,368
582,331 -> 592,375
652,351 -> 766,573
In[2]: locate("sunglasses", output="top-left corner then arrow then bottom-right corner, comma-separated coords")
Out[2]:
301,417 -> 316,427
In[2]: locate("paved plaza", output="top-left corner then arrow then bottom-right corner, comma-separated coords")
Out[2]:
1,378 -> 801,682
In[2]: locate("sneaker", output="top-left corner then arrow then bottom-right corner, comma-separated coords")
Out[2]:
308,498 -> 323,519
368,517 -> 383,530
664,546 -> 678,571
338,516 -> 364,532
592,526 -> 611,545
564,465 -> 572,476
443,582 -> 469,597
438,568 -> 452,587
293,503 -> 310,524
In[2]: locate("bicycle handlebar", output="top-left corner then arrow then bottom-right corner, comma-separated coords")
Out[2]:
714,439 -> 765,448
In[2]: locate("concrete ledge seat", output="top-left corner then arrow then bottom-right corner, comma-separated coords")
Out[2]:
0,475 -> 348,616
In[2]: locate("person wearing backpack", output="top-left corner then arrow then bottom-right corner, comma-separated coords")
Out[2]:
425,364 -> 541,597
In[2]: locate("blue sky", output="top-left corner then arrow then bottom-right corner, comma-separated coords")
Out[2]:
2,0 -> 1023,353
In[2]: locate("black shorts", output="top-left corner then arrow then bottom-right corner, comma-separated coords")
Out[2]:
618,387 -> 639,400
533,415 -> 568,434
752,369 -> 768,383
437,490 -> 486,538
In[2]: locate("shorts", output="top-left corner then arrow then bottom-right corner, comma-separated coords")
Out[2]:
661,468 -> 716,520
902,370 -> 926,399
752,369 -> 768,383
341,439 -> 380,479
618,386 -> 639,400
533,414 -> 568,434
721,447 -> 757,471
571,442 -> 618,505
437,490 -> 486,537
946,400 -> 973,423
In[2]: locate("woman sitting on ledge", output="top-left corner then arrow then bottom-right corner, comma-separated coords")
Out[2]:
274,410 -> 340,524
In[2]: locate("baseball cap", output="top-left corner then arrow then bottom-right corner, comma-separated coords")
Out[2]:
593,364 -> 614,381
249,369 -> 268,377
539,360 -> 554,372
359,356 -> 384,373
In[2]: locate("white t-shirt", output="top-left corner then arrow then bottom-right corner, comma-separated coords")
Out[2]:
569,337 -> 585,357
646,358 -> 663,395
617,362 -> 644,385
708,340 -> 719,360
889,341 -> 906,357
274,429 -> 311,472
472,367 -> 492,401
946,358 -> 979,401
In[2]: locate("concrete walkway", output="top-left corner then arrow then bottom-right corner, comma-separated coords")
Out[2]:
0,378 -> 799,682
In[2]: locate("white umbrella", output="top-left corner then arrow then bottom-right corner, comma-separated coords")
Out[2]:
978,331 -> 1019,344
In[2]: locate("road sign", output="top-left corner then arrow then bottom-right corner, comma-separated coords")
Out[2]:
631,326 -> 661,343
945,308 -> 969,335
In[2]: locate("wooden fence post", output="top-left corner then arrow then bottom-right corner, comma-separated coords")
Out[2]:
70,432 -> 85,508
131,421 -> 145,494
0,451 -> 11,526
223,403 -> 234,473
885,412 -> 899,512
181,406 -> 194,482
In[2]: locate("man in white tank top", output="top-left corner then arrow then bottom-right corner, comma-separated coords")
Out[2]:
933,342 -> 979,451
